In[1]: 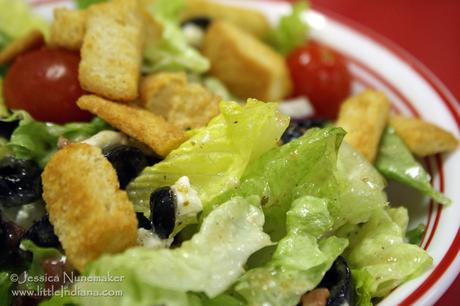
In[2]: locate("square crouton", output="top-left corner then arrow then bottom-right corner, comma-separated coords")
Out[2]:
77,95 -> 187,157
336,90 -> 390,162
390,115 -> 458,156
140,72 -> 220,130
0,30 -> 44,65
181,0 -> 270,38
79,0 -> 144,102
202,21 -> 292,101
49,8 -> 87,50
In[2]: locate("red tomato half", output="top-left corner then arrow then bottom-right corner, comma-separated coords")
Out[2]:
3,48 -> 91,123
287,41 -> 352,119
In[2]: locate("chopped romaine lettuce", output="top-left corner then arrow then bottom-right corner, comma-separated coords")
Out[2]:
235,196 -> 348,306
128,100 -> 289,215
0,31 -> 10,51
0,272 -> 12,306
143,0 -> 210,74
47,196 -> 270,305
406,223 -> 426,245
0,78 -> 8,117
202,77 -> 236,102
376,127 -> 451,205
266,1 -> 309,55
337,207 -> 432,305
209,127 -> 345,241
0,0 -> 49,39
3,111 -> 109,167
20,240 -> 64,291
333,142 -> 388,228
75,0 -> 107,9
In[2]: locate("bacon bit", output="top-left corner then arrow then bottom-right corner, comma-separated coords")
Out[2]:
300,288 -> 330,306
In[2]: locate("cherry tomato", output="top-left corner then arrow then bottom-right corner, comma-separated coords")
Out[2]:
287,41 -> 352,119
3,48 -> 91,124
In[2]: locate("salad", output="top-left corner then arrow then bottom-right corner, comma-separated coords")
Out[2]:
0,0 -> 458,306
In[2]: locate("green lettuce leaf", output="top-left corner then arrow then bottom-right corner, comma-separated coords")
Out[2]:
75,0 -> 107,9
0,0 -> 49,39
406,223 -> 426,245
47,196 -> 270,306
143,0 -> 210,74
4,111 -> 109,167
20,240 -> 64,291
0,78 -> 8,117
266,1 -> 309,55
127,100 -> 289,214
376,127 -> 451,205
209,127 -> 345,241
332,142 -> 388,228
0,272 -> 13,306
337,207 -> 432,304
235,196 -> 348,306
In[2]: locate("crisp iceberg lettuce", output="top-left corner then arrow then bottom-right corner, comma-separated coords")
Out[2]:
332,142 -> 388,228
143,0 -> 210,74
266,1 -> 309,55
376,127 -> 451,205
127,100 -> 289,214
235,196 -> 348,306
4,111 -> 109,167
336,207 -> 432,305
209,127 -> 345,240
46,196 -> 270,306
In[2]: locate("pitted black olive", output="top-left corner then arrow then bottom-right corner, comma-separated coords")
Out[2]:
0,119 -> 20,139
281,118 -> 328,144
22,214 -> 60,248
136,212 -> 152,230
0,212 -> 27,266
149,187 -> 176,239
103,145 -> 157,189
0,157 -> 42,208
319,256 -> 355,306
181,16 -> 212,30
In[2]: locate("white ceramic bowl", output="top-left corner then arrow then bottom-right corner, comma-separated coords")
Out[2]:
28,0 -> 460,304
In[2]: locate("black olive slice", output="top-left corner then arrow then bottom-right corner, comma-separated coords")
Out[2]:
281,118 -> 328,144
319,256 -> 355,306
22,214 -> 60,248
150,187 -> 177,239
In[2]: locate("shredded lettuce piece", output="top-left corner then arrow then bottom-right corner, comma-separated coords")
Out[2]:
0,78 -> 8,117
46,196 -> 270,306
75,0 -> 107,9
127,100 -> 289,215
235,196 -> 348,306
0,0 -> 49,39
0,272 -> 12,306
333,142 -> 388,228
0,31 -> 10,52
209,127 -> 345,241
143,0 -> 210,74
3,111 -> 110,167
266,1 -> 309,55
376,127 -> 451,205
406,223 -> 426,245
337,207 -> 432,305
20,240 -> 64,291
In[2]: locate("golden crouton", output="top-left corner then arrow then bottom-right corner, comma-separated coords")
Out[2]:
77,95 -> 187,157
79,0 -> 144,101
140,72 -> 220,129
49,8 -> 86,50
202,21 -> 292,101
336,90 -> 390,162
390,115 -> 458,156
0,30 -> 44,65
181,0 -> 270,38
42,144 -> 137,271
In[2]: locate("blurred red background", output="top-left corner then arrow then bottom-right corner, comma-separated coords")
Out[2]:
308,1 -> 459,305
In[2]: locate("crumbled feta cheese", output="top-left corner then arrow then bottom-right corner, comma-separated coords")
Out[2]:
183,24 -> 205,48
278,96 -> 314,119
137,228 -> 172,249
81,130 -> 128,148
1,202 -> 46,229
171,176 -> 202,219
